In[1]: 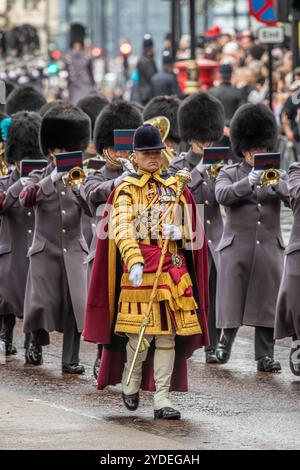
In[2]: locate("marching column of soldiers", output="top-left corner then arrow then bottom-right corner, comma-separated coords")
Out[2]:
1,72 -> 300,421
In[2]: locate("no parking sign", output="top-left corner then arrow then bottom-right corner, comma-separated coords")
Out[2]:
249,0 -> 277,25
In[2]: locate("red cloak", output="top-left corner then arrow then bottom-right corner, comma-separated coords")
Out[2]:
84,187 -> 210,392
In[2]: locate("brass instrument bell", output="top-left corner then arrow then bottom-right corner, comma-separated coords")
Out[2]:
63,166 -> 86,186
261,168 -> 280,187
207,163 -> 224,181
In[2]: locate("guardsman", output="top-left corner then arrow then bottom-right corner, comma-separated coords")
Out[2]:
20,104 -> 91,374
64,24 -> 96,105
77,93 -> 109,160
143,95 -> 182,167
84,124 -> 209,420
5,85 -> 46,115
170,93 -> 225,363
275,163 -> 300,376
77,93 -> 110,248
215,103 -> 289,372
84,100 -> 143,378
0,112 -> 43,356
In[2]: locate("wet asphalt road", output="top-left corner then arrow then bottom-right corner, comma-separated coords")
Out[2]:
0,321 -> 299,451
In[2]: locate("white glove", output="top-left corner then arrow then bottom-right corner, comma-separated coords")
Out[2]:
114,171 -> 129,188
20,177 -> 31,187
51,168 -> 66,183
248,169 -> 264,186
162,224 -> 182,241
117,158 -> 135,173
129,263 -> 144,288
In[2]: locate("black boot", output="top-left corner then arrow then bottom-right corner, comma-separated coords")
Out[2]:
289,344 -> 300,376
0,315 -> 17,356
93,344 -> 103,380
216,328 -> 238,364
205,348 -> 219,364
122,392 -> 140,411
62,363 -> 85,375
25,343 -> 43,366
257,356 -> 282,373
154,408 -> 181,420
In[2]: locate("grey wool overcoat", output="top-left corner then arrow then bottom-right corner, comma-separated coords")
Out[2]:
275,162 -> 300,339
215,161 -> 289,329
21,164 -> 90,334
0,170 -> 35,317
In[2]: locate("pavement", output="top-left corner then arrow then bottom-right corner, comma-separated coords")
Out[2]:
0,321 -> 299,451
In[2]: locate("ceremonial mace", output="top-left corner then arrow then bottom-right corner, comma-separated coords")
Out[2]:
127,168 -> 192,386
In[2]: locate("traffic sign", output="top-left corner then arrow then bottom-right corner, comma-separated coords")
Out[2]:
258,26 -> 285,44
249,0 -> 277,25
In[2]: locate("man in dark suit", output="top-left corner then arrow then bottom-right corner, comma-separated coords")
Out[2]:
210,64 -> 243,123
150,51 -> 183,99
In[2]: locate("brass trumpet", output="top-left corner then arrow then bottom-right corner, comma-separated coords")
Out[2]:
261,168 -> 280,187
63,166 -> 86,186
207,163 -> 224,181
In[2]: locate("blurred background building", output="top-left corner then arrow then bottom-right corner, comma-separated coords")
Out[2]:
0,0 -> 260,59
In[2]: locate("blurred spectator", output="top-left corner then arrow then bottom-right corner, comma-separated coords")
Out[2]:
239,30 -> 255,53
150,51 -> 183,98
137,34 -> 157,105
164,32 -> 172,54
176,35 -> 191,61
210,63 -> 242,123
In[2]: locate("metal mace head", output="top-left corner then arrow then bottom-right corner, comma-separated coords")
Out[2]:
175,168 -> 192,197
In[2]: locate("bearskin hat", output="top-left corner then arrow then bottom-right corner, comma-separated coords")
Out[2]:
40,103 -> 91,156
131,102 -> 145,115
5,111 -> 42,164
143,96 -> 181,144
5,85 -> 46,115
70,23 -> 86,47
178,93 -> 225,143
230,104 -> 278,158
39,100 -> 70,118
77,94 -> 109,133
94,100 -> 143,154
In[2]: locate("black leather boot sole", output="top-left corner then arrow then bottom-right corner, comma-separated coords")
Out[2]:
154,407 -> 181,420
257,356 -> 282,373
62,364 -> 85,375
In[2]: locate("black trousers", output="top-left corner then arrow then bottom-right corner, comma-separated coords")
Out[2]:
223,326 -> 275,361
205,262 -> 221,352
31,299 -> 81,367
